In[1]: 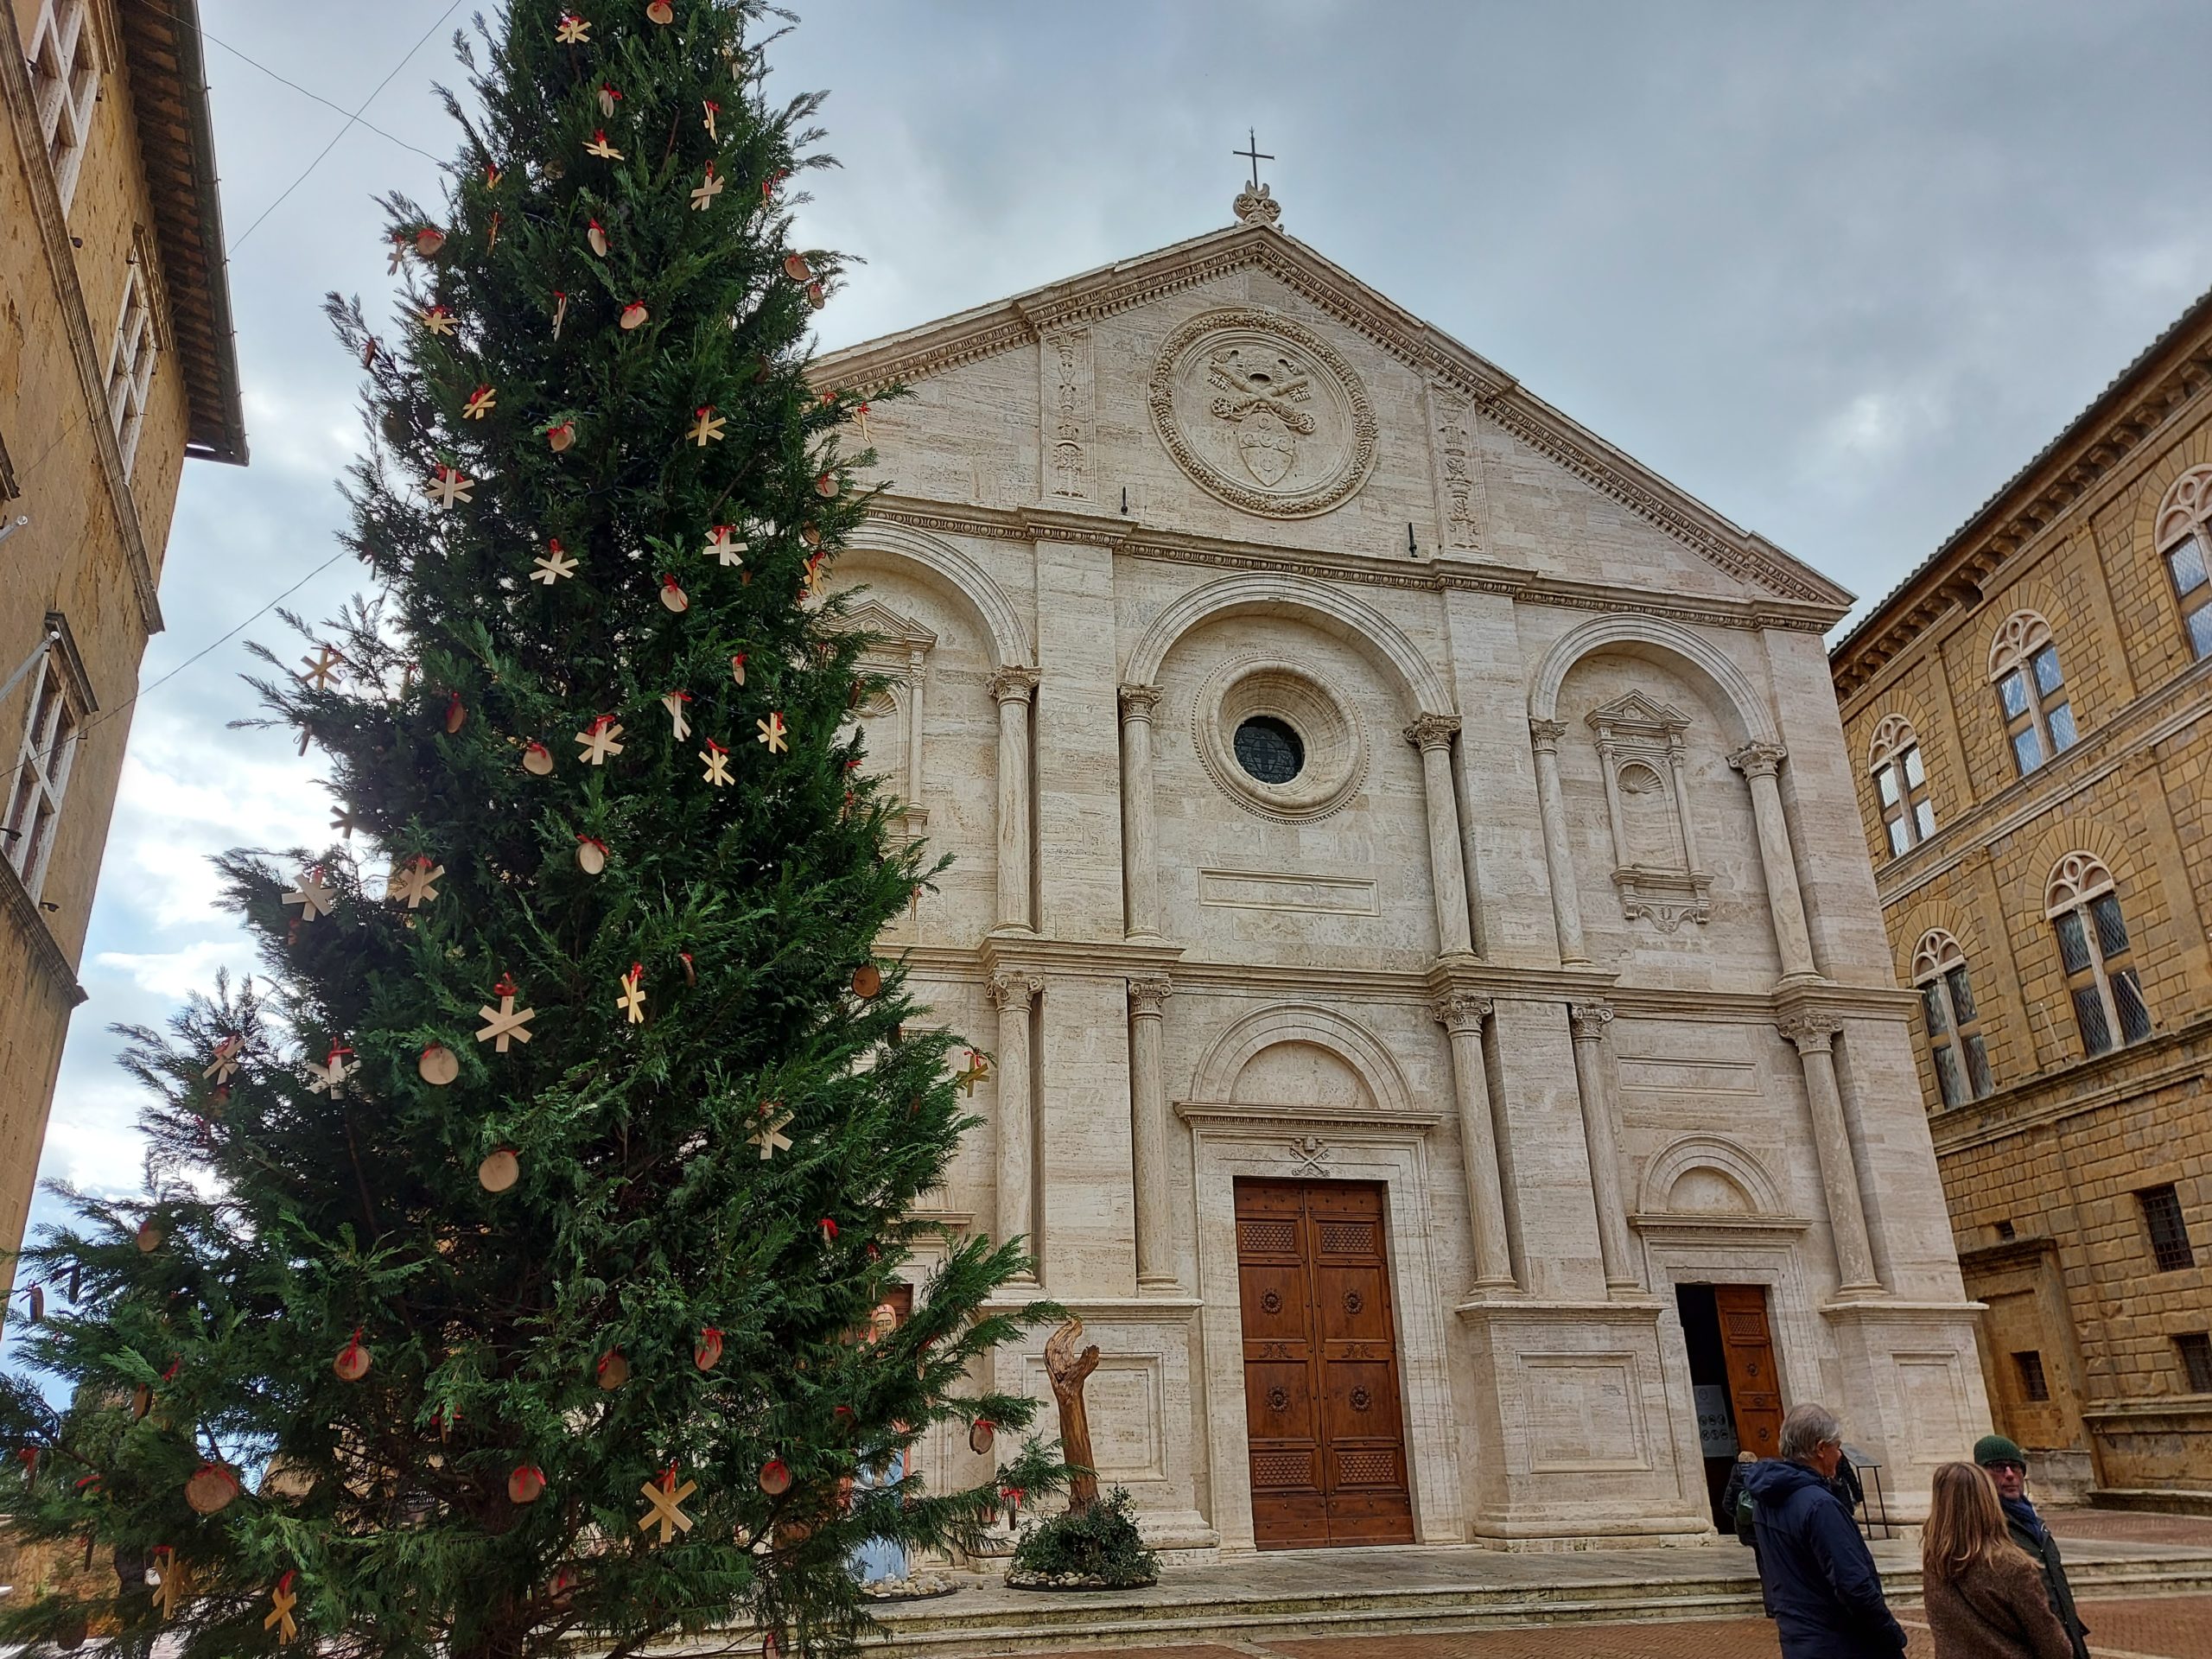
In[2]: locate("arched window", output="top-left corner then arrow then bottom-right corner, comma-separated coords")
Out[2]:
2044,854 -> 2153,1057
2156,466 -> 2212,661
1989,613 -> 2077,777
1868,714 -> 1935,856
1911,931 -> 1992,1108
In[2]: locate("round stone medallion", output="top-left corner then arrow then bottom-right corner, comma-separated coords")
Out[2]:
1148,308 -> 1377,518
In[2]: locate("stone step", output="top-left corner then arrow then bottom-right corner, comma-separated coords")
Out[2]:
855,1552 -> 2212,1658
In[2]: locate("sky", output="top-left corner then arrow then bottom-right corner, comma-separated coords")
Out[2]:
20,0 -> 2212,1252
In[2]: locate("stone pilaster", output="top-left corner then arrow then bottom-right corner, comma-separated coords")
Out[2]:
989,665 -> 1039,932
1529,718 -> 1589,964
1118,684 -> 1162,938
1431,989 -> 1514,1291
988,970 -> 1043,1283
1128,974 -> 1176,1290
1777,1011 -> 1883,1297
1407,714 -> 1475,958
1567,1000 -> 1640,1294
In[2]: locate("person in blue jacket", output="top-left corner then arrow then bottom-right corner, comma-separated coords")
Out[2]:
1744,1402 -> 1908,1658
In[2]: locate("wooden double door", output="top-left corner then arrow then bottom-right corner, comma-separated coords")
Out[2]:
1715,1284 -> 1784,1460
1235,1179 -> 1415,1548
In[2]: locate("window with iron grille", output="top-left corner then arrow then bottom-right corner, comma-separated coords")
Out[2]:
1989,612 -> 2077,777
1911,930 -> 1993,1107
2012,1350 -> 2050,1402
3,637 -> 84,901
2142,1184 -> 2195,1274
2045,853 -> 2152,1058
28,0 -> 99,213
2158,467 -> 2212,663
2178,1332 -> 2212,1395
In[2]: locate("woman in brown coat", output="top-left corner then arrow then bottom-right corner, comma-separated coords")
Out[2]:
1921,1461 -> 2075,1659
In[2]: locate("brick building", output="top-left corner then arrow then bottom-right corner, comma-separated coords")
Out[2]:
1831,288 -> 2212,1501
0,0 -> 245,1264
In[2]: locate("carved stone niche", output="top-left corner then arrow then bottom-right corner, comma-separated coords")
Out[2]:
830,599 -> 938,828
1585,690 -> 1711,933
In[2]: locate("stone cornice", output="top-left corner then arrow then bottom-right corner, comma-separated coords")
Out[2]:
1173,1099 -> 1445,1135
859,497 -> 1834,635
1833,290 -> 2212,699
817,226 -> 1848,612
969,934 -> 1185,982
1628,1213 -> 1811,1241
0,9 -> 164,638
1928,1018 -> 2212,1158
1954,1235 -> 2059,1274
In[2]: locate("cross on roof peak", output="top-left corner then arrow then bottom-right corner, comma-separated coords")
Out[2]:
1231,129 -> 1282,228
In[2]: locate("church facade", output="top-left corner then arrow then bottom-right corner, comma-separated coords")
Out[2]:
817,189 -> 1988,1551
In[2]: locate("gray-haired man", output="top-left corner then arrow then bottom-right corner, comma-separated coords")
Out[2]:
1744,1402 -> 1907,1658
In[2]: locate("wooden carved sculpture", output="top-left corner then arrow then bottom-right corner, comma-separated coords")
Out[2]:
1044,1316 -> 1102,1513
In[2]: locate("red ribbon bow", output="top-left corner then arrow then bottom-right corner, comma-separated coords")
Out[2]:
664,573 -> 683,591
326,1046 -> 353,1065
588,715 -> 615,734
704,737 -> 728,755
493,973 -> 518,997
817,1217 -> 838,1241
277,1569 -> 296,1595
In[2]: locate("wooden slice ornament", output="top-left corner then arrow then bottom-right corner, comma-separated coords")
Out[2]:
575,836 -> 608,875
660,575 -> 690,613
136,1219 -> 163,1254
184,1462 -> 241,1515
508,1464 -> 546,1504
851,964 -> 882,999
799,523 -> 823,549
595,1350 -> 630,1390
26,1284 -> 44,1322
587,218 -> 609,257
620,301 -> 648,331
522,741 -> 555,776
547,421 -> 575,453
814,471 -> 838,499
479,1148 -> 520,1192
782,253 -> 812,283
419,1044 -> 461,1085
445,693 -> 467,734
645,0 -> 673,21
333,1331 -> 372,1382
694,1326 -> 723,1370
969,1418 -> 997,1455
415,226 -> 447,257
806,282 -> 825,310
758,1457 -> 791,1496
130,1384 -> 152,1421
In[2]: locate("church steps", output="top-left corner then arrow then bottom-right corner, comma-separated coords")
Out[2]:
855,1550 -> 2212,1657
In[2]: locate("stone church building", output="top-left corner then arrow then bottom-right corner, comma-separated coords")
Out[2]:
817,187 -> 1989,1550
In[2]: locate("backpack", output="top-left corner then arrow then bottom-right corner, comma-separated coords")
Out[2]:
1733,1487 -> 1758,1546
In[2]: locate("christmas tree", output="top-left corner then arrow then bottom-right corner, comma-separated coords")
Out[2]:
0,4 -> 1051,1656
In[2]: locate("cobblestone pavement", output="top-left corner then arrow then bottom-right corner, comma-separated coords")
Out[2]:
1018,1592 -> 2212,1659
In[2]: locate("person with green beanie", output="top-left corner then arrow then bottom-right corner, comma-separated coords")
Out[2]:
1974,1433 -> 2089,1659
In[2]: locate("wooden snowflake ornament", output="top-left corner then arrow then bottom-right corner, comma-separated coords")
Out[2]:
615,963 -> 647,1025
264,1573 -> 298,1644
700,739 -> 733,786
638,1465 -> 696,1545
556,12 -> 591,43
586,130 -> 624,160
282,869 -> 335,923
705,524 -> 745,566
755,711 -> 788,753
305,1046 -> 358,1097
419,302 -> 456,336
690,163 -> 723,211
151,1551 -> 188,1620
202,1034 -> 244,1085
385,856 -> 443,909
662,691 -> 692,741
748,1105 -> 792,1160
957,1049 -> 991,1095
688,405 -> 727,447
476,976 -> 537,1052
299,645 -> 345,690
531,540 -> 579,584
575,717 -> 625,765
426,466 -> 474,509
463,385 -> 498,420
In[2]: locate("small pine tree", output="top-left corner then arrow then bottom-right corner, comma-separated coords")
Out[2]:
0,4 -> 1047,1656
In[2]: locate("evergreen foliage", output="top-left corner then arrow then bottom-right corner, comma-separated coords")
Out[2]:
0,4 -> 1048,1656
1008,1489 -> 1160,1590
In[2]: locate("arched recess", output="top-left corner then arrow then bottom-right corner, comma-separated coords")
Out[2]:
1637,1134 -> 1788,1218
1527,613 -> 1777,747
841,520 -> 1033,670
1185,1003 -> 1414,1119
1122,572 -> 1455,717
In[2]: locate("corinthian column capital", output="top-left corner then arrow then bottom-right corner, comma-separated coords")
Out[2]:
1404,713 -> 1463,752
1777,1011 -> 1843,1053
1727,741 -> 1789,780
1429,991 -> 1494,1034
1567,1000 -> 1616,1042
988,665 -> 1041,705
1128,976 -> 1173,1016
987,972 -> 1044,1013
1117,683 -> 1162,721
1529,716 -> 1569,754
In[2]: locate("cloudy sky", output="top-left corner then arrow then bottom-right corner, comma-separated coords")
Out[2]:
22,0 -> 2212,1245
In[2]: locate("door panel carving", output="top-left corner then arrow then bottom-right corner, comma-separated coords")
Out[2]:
1236,1179 -> 1414,1548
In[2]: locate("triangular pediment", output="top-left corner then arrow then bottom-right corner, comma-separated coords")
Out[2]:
829,598 -> 938,658
1586,690 -> 1692,734
817,220 -> 1849,611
